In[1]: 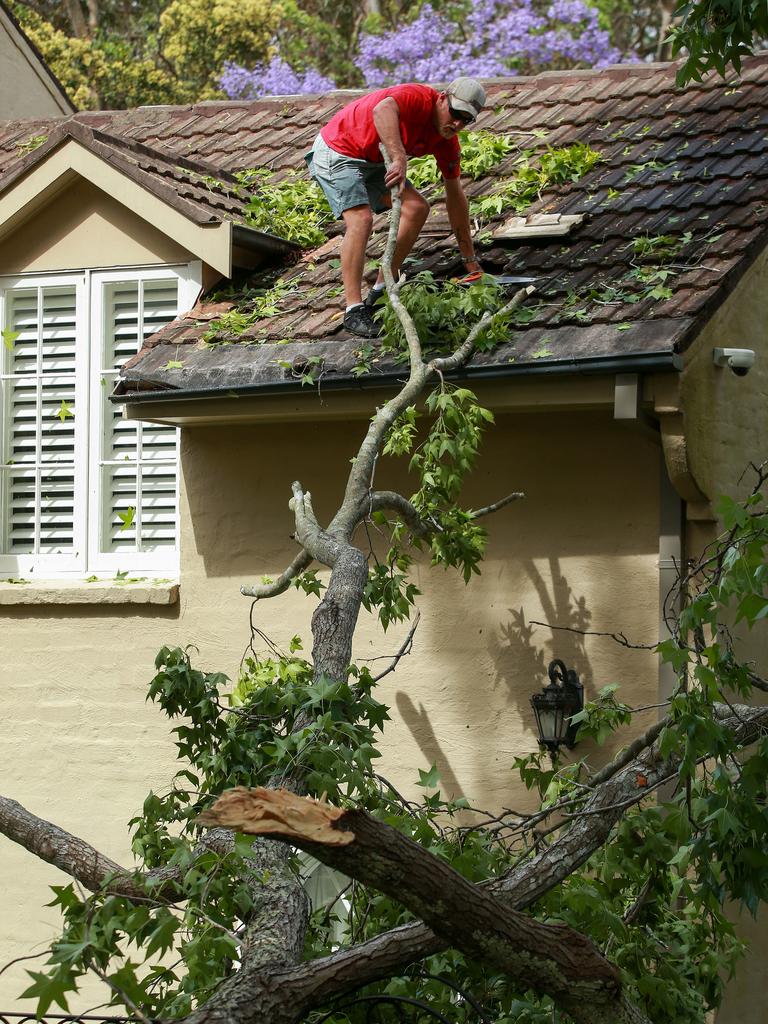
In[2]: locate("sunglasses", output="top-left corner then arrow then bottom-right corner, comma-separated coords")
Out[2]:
448,103 -> 475,126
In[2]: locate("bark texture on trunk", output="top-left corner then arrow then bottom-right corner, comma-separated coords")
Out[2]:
310,546 -> 368,683
203,790 -> 624,1018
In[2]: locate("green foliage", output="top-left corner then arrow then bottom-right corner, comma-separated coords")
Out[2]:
117,506 -> 136,531
237,168 -> 334,248
631,231 -> 692,261
671,0 -> 768,84
372,385 -> 496,613
55,400 -> 74,422
362,557 -> 421,631
2,328 -> 19,351
623,159 -> 672,182
408,129 -> 516,189
377,271 -> 522,357
571,683 -> 633,744
470,143 -> 603,220
202,277 -> 299,343
408,387 -> 494,582
16,133 -> 48,156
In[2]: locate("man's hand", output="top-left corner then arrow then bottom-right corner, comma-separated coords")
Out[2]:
384,155 -> 407,188
373,97 -> 408,189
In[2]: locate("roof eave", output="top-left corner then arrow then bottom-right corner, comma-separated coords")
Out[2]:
113,350 -> 679,425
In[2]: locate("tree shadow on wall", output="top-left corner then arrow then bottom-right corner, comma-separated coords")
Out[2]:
490,556 -> 594,725
392,557 -> 592,799
394,693 -> 466,803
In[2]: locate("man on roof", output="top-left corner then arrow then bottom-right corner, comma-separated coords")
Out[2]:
306,78 -> 486,339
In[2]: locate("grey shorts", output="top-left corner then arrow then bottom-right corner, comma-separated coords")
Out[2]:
305,133 -> 392,218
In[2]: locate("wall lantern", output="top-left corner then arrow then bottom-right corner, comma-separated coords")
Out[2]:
530,659 -> 584,755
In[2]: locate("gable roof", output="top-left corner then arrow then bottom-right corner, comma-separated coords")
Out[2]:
0,0 -> 75,116
1,57 -> 767,400
0,118 -> 298,275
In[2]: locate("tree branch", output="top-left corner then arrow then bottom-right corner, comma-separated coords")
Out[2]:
0,795 -> 153,900
0,796 -> 237,903
470,492 -> 525,518
241,549 -> 313,599
182,701 -> 768,1021
201,789 -> 629,1024
368,490 -> 431,537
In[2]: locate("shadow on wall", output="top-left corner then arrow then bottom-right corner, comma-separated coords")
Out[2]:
395,691 -> 467,803
491,555 -> 594,706
393,557 -> 594,802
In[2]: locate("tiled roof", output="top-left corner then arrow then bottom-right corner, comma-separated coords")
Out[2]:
2,57 -> 768,394
0,120 -> 257,228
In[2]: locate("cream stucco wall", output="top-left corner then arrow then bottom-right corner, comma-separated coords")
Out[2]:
0,178 -> 194,273
0,10 -> 72,118
179,412 -> 662,806
682,242 -> 768,516
0,407 -> 664,1009
678,248 -> 768,1023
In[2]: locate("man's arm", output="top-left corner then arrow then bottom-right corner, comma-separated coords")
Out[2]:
444,175 -> 480,273
373,97 -> 408,187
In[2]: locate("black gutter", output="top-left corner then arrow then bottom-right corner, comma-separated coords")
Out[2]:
232,223 -> 301,259
113,351 -> 677,405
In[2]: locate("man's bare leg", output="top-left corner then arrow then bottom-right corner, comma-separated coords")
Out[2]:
341,204 -> 374,306
372,186 -> 430,288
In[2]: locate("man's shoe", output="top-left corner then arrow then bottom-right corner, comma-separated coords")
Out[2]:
364,285 -> 385,308
343,304 -> 382,338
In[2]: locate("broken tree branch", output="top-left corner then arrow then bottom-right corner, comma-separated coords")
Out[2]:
201,788 -> 632,1024
181,700 -> 768,1023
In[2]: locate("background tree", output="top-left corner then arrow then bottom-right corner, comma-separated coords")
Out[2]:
10,0 -> 351,107
1,166 -> 768,1024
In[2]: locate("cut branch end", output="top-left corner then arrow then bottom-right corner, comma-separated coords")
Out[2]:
199,787 -> 355,846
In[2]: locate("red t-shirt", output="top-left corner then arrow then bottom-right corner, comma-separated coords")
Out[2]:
321,84 -> 461,180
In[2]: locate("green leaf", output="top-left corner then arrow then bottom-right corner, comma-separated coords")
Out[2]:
118,506 -> 136,531
417,764 -> 441,789
2,328 -> 19,350
55,400 -> 74,422
21,968 -> 74,1016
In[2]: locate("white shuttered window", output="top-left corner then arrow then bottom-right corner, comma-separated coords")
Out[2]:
0,265 -> 200,578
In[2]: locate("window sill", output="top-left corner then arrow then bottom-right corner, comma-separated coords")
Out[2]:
0,580 -> 179,606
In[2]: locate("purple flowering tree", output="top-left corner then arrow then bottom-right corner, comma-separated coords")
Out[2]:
356,0 -> 623,86
219,0 -> 624,100
219,57 -> 336,100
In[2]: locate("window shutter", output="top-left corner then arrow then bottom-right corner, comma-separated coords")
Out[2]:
98,278 -> 179,555
1,285 -> 78,556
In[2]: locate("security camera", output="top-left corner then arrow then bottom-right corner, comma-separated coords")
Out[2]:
713,347 -> 756,377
